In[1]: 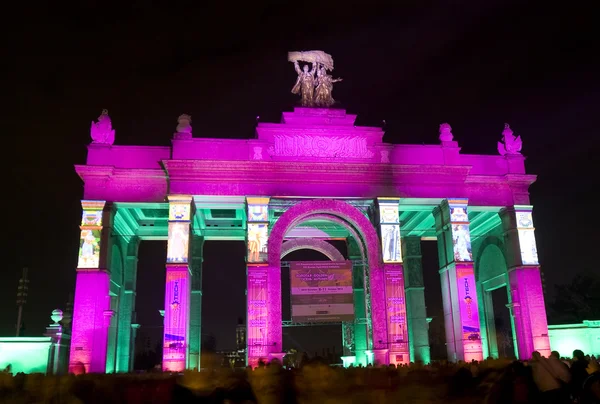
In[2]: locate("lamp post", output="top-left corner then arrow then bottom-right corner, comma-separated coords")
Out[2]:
16,267 -> 29,337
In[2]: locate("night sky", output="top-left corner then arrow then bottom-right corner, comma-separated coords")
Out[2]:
3,2 -> 598,357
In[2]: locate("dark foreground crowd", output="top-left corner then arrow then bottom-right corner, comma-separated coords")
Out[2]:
1,349 -> 600,403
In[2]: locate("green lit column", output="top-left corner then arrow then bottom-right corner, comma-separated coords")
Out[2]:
115,237 -> 140,372
189,235 -> 204,370
348,237 -> 368,366
402,236 -> 431,364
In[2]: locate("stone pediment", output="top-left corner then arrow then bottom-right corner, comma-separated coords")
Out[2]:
256,108 -> 384,161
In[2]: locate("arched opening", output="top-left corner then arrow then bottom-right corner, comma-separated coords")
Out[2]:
133,240 -> 167,371
280,238 -> 348,363
106,243 -> 123,373
475,238 -> 515,359
255,199 -> 386,367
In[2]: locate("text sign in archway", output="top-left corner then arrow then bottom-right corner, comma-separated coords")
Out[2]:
290,261 -> 354,323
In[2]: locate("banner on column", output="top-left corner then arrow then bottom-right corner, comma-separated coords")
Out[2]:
247,267 -> 268,359
378,198 -> 402,263
77,200 -> 105,269
456,264 -> 482,356
515,209 -> 539,265
448,199 -> 473,262
163,267 -> 190,369
247,197 -> 270,264
167,222 -> 190,263
384,266 -> 409,356
290,261 -> 354,323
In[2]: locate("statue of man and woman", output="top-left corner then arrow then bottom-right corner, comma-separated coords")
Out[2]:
291,61 -> 342,107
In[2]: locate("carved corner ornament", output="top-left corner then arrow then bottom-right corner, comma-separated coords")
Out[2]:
174,114 -> 192,139
439,123 -> 453,142
498,123 -> 523,156
90,109 -> 115,145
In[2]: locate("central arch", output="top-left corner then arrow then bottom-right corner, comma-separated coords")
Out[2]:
280,238 -> 345,261
263,199 -> 387,364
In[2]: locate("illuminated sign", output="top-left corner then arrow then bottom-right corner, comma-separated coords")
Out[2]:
378,199 -> 402,263
448,200 -> 473,262
163,268 -> 189,371
247,223 -> 268,263
246,197 -> 270,264
456,264 -> 482,360
77,201 -> 106,269
516,210 -> 539,265
290,261 -> 354,323
384,268 -> 409,359
247,267 -> 268,359
167,222 -> 190,263
77,229 -> 101,268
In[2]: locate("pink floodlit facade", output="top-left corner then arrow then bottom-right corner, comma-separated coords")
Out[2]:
70,107 -> 550,372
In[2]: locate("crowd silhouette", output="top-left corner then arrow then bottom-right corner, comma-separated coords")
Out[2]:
1,350 -> 600,403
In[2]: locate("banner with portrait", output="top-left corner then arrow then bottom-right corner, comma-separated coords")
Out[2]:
378,198 -> 402,263
448,200 -> 473,262
246,197 -> 270,264
516,210 -> 539,265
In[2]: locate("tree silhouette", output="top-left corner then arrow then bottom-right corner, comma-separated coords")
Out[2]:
202,333 -> 217,353
549,274 -> 600,324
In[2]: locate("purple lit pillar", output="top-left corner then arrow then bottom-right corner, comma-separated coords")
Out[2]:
500,206 -> 550,359
434,199 -> 483,362
382,264 -> 410,365
376,198 -> 409,365
163,195 -> 194,372
69,200 -> 112,374
246,197 -> 281,367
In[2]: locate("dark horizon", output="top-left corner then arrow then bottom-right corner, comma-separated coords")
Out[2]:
3,1 -> 598,359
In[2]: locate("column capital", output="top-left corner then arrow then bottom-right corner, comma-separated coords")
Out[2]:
167,194 -> 193,204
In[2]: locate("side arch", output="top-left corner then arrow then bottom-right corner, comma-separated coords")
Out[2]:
475,236 -> 508,284
281,238 -> 345,261
474,235 -> 512,359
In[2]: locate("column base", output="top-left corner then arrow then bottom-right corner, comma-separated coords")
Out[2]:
268,352 -> 285,364
389,351 -> 410,366
341,356 -> 357,368
372,349 -> 389,366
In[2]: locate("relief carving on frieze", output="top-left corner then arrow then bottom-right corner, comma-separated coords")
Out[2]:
268,133 -> 374,159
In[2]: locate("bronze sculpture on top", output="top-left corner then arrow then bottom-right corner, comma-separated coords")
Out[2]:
289,50 -> 343,107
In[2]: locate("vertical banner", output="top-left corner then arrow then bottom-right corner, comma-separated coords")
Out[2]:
163,195 -> 193,372
246,197 -> 270,264
167,222 -> 190,263
448,199 -> 473,262
247,267 -> 269,361
378,198 -> 402,263
163,267 -> 190,371
515,207 -> 539,265
384,266 -> 409,363
456,264 -> 482,361
77,201 -> 105,269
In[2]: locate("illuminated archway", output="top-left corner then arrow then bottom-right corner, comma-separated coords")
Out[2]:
280,238 -> 345,261
254,199 -> 386,365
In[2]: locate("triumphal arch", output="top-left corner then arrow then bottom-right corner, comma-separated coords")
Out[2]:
69,51 -> 550,373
